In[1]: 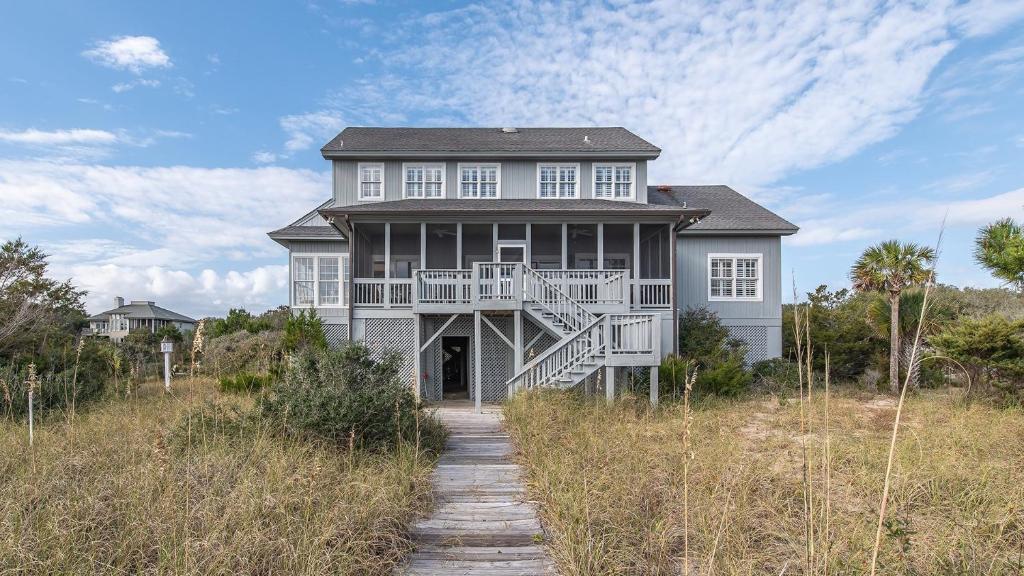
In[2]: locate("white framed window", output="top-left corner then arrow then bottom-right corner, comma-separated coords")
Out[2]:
293,254 -> 350,307
536,163 -> 580,198
708,253 -> 762,301
358,163 -> 384,200
593,163 -> 635,200
458,163 -> 500,198
402,163 -> 445,199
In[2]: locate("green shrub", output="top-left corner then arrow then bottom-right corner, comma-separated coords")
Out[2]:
694,352 -> 751,398
259,344 -> 446,453
218,372 -> 273,394
656,354 -> 692,400
0,338 -> 112,419
751,357 -> 800,391
929,314 -> 1024,395
203,330 -> 284,376
678,307 -> 735,367
283,310 -> 327,353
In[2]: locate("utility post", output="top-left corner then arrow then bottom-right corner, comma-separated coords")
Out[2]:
160,336 -> 174,393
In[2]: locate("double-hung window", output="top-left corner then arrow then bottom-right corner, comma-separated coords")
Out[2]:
593,163 -> 635,200
708,254 -> 762,301
358,163 -> 384,200
458,164 -> 499,198
293,254 -> 350,307
403,163 -> 445,198
537,163 -> 579,198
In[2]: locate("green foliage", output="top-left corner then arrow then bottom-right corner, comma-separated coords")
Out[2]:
929,314 -> 1024,392
693,352 -> 751,398
656,354 -> 692,399
751,357 -> 800,391
784,285 -> 883,380
218,372 -> 273,394
282,310 -> 328,353
207,307 -> 290,339
0,338 -> 113,419
259,344 -> 446,453
0,238 -> 87,364
849,239 -> 936,295
975,218 -> 1024,293
677,307 -> 739,367
202,329 -> 284,377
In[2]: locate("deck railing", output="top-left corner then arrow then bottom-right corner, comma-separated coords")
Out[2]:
352,278 -> 414,308
535,269 -> 628,306
633,279 -> 673,309
415,269 -> 473,305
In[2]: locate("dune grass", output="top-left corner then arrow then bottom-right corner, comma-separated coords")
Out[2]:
504,389 -> 1024,575
0,378 -> 435,575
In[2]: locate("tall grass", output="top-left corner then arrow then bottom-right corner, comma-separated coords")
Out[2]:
0,377 -> 435,574
504,389 -> 1024,575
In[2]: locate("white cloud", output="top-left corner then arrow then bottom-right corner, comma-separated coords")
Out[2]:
292,1 -> 1022,191
83,35 -> 172,74
112,78 -> 161,92
252,151 -> 279,164
0,128 -> 119,146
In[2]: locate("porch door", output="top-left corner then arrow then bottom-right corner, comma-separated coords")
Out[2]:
495,242 -> 526,299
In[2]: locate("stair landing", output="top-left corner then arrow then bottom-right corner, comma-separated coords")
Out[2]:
397,403 -> 555,575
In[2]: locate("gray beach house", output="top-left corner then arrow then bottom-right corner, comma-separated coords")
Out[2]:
87,297 -> 196,341
269,127 -> 797,407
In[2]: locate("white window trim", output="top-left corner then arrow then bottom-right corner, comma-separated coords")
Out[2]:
456,162 -> 501,199
707,253 -> 763,302
292,253 -> 350,308
357,162 -> 385,201
592,162 -> 636,201
535,162 -> 581,199
401,162 -> 446,199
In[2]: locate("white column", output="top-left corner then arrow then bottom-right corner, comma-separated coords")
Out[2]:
492,223 -> 499,261
606,365 -> 615,404
561,223 -> 568,268
384,222 -> 391,278
513,309 -> 523,373
474,310 -> 483,413
456,223 -> 463,269
420,222 -> 426,270
597,223 -> 604,270
633,222 -> 641,309
650,365 -> 659,407
525,223 -> 532,266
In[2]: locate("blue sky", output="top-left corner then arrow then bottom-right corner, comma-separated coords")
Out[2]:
3,0 -> 1024,318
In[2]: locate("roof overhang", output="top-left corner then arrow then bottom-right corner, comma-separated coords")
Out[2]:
321,150 -> 661,160
677,227 -> 799,237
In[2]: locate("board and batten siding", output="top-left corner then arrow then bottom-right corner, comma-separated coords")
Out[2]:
333,159 -> 648,205
288,240 -> 348,323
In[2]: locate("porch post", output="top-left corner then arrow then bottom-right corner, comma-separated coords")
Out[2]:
606,365 -> 615,404
492,223 -> 498,260
633,223 -> 641,310
525,223 -> 531,266
597,223 -> 604,270
650,365 -> 659,407
474,310 -> 482,413
384,222 -> 391,309
513,309 -> 523,373
456,223 -> 463,269
413,314 -> 421,400
420,222 -> 426,270
561,223 -> 567,268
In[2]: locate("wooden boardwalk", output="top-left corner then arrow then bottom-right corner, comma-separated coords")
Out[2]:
398,403 -> 555,575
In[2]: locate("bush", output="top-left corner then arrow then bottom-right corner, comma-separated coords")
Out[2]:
203,330 -> 284,377
219,372 -> 274,394
0,338 -> 112,419
678,307 -> 734,367
751,357 -> 800,392
283,310 -> 327,353
694,352 -> 751,398
259,344 -> 445,453
929,314 -> 1024,395
656,354 -> 692,400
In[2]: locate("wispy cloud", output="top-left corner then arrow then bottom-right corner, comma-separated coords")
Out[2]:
82,35 -> 172,74
112,78 -> 161,92
280,111 -> 347,152
0,128 -> 119,146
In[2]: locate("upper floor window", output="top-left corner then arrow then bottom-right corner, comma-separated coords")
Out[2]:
593,163 -> 635,200
537,163 -> 579,198
458,164 -> 499,198
293,254 -> 350,307
358,163 -> 384,200
708,253 -> 762,301
403,163 -> 445,199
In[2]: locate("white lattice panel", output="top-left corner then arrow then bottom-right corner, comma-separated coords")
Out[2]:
365,318 -> 417,386
479,316 -> 513,402
728,325 -> 769,364
427,315 -> 475,402
523,317 -> 558,363
324,323 -> 349,349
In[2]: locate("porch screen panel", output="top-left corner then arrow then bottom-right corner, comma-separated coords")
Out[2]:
462,224 -> 493,268
389,223 -> 421,278
566,224 -> 597,269
639,224 -> 671,278
603,224 -> 633,271
355,223 -> 386,278
498,224 -> 526,240
426,224 -> 457,269
530,224 -> 561,269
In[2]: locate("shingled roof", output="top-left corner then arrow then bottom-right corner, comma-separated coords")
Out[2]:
321,127 -> 661,158
648,185 -> 798,234
320,198 -> 701,216
88,301 -> 196,323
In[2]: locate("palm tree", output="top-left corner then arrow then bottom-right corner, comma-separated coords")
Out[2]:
850,240 -> 936,392
975,218 -> 1024,293
867,289 -> 956,388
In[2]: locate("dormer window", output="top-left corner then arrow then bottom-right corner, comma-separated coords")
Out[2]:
358,163 -> 384,200
593,163 -> 635,200
403,163 -> 445,198
458,164 -> 500,198
537,163 -> 579,198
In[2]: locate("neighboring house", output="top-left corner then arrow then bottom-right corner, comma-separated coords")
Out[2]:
269,127 -> 797,407
87,297 -> 197,341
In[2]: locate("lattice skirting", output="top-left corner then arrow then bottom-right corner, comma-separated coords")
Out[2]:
364,318 -> 417,387
522,317 -> 558,363
727,325 -> 769,365
324,323 -> 349,349
422,314 -> 518,403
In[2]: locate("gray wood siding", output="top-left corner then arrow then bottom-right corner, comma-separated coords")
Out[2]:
288,240 -> 349,323
333,158 -> 648,205
676,235 -> 781,321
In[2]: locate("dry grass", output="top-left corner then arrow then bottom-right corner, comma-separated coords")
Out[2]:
504,389 -> 1024,575
0,378 -> 434,575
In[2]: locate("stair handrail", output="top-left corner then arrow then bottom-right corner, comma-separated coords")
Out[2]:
520,265 -> 596,333
506,314 -> 605,394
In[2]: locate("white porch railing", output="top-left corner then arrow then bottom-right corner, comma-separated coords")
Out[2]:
415,269 -> 473,305
353,278 -> 414,308
536,269 -> 628,306
521,266 -> 596,333
633,279 -> 673,309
